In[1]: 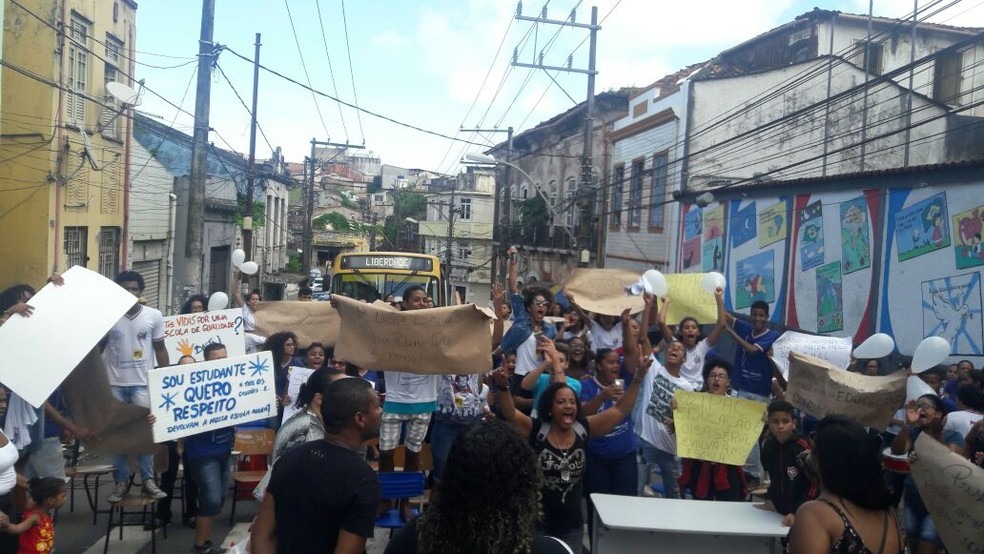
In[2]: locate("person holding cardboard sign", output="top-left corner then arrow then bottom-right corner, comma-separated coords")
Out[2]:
657,287 -> 727,390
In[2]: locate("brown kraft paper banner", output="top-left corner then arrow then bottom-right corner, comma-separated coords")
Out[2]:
786,351 -> 907,431
911,433 -> 984,554
61,349 -> 156,455
255,301 -> 341,347
332,295 -> 492,374
563,268 -> 645,317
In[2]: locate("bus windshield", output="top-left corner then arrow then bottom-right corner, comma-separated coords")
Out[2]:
330,272 -> 441,304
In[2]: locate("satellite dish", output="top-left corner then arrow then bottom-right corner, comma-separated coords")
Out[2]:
106,81 -> 142,107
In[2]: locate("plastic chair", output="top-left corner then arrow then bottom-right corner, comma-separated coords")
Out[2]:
228,429 -> 274,525
374,471 -> 426,536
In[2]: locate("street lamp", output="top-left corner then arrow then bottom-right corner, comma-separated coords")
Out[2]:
463,153 -> 575,243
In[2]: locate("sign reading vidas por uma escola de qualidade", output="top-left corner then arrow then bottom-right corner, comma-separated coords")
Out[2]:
148,351 -> 278,442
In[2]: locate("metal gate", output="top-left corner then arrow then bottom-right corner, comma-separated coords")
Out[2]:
133,259 -> 161,311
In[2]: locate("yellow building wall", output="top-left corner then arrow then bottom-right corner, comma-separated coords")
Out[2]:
0,0 -> 135,288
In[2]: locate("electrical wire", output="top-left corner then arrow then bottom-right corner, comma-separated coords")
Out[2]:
282,0 -> 333,141
313,0 -> 350,141
339,0 -> 366,144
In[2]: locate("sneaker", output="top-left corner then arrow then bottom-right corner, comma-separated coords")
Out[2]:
108,481 -> 130,503
190,541 -> 227,554
141,478 -> 168,500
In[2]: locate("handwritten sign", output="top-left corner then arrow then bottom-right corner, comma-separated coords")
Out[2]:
770,331 -> 852,380
563,268 -> 645,316
0,266 -> 134,407
280,367 -> 315,424
674,390 -> 767,465
255,301 -> 340,347
786,352 -> 907,430
333,295 -> 492,374
659,274 -> 719,324
162,309 -> 246,363
148,352 -> 278,442
911,433 -> 984,554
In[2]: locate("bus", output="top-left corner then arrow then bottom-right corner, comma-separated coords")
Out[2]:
328,252 -> 447,306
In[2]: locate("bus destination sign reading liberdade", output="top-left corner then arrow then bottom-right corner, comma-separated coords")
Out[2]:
340,255 -> 433,272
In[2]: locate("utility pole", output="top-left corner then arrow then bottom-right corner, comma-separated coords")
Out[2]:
368,214 -> 378,251
243,33 -> 261,268
461,126 -> 513,284
444,181 -> 457,277
303,138 -> 365,270
183,0 -> 216,297
513,4 -> 600,264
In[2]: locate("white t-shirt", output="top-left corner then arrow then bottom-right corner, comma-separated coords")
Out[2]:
383,371 -> 438,405
944,410 -> 982,438
634,356 -> 695,454
514,333 -> 541,376
589,320 -> 623,351
680,338 -> 712,389
0,438 -> 18,495
104,305 -> 165,386
242,305 -> 256,332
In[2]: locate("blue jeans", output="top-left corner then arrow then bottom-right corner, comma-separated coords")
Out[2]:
187,453 -> 230,517
585,449 -> 637,542
736,389 -> 769,479
638,439 -> 680,498
110,386 -> 154,483
430,419 -> 478,482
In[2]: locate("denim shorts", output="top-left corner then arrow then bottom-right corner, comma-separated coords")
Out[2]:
187,453 -> 230,517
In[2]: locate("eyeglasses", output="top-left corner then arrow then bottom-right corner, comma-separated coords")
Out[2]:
532,301 -> 550,307
707,373 -> 728,381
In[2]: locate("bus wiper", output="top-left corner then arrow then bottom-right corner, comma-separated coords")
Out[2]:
351,268 -> 380,299
390,270 -> 420,299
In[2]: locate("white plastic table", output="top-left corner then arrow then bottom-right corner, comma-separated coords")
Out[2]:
591,494 -> 788,554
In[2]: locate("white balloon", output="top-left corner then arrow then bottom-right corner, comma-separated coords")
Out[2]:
910,336 -> 950,373
906,375 -> 938,402
852,333 -> 895,359
642,269 -> 669,297
208,292 -> 229,311
700,272 -> 726,295
240,261 -> 259,275
232,249 -> 246,268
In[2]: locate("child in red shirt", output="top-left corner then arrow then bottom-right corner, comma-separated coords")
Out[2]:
3,477 -> 66,553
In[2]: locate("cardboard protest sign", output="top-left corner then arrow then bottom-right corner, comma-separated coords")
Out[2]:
0,266 -> 134,408
62,349 -> 155,455
280,367 -> 315,424
786,352 -> 906,430
770,331 -> 852,380
254,301 -> 340,347
659,274 -> 719,324
563,268 -> 645,317
674,390 -> 767,465
333,295 -> 492,374
162,308 -> 246,363
911,433 -> 984,554
148,352 -> 278,442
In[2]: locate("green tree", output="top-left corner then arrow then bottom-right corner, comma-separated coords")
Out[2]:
382,187 -> 427,251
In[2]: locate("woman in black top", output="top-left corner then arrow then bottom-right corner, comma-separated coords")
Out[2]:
386,419 -> 574,554
492,341 -> 650,552
785,415 -> 905,554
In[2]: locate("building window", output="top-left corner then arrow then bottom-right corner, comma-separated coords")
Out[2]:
98,227 -> 121,278
611,165 -> 624,227
934,50 -> 963,104
458,197 -> 472,221
649,152 -> 669,228
851,39 -> 883,75
628,159 -> 644,228
64,226 -> 88,268
457,241 -> 471,261
101,65 -> 120,139
548,180 -> 558,208
66,15 -> 90,126
520,184 -> 529,200
105,34 -> 123,64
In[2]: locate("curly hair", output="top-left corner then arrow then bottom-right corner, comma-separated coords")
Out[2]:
181,294 -> 208,314
522,286 -> 553,311
262,331 -> 298,368
417,420 -> 543,554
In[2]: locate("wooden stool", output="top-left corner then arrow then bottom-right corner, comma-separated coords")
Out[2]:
103,494 -> 165,554
67,464 -> 114,524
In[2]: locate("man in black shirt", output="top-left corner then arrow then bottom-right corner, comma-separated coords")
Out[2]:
251,378 -> 382,554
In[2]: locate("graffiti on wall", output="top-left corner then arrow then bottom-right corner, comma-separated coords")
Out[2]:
731,202 -> 757,248
735,250 -> 775,310
840,197 -> 871,274
702,205 -> 725,272
895,192 -> 950,262
816,262 -> 844,333
682,207 -> 702,270
798,200 -> 825,271
952,204 -> 984,270
921,272 -> 983,356
758,200 -> 787,248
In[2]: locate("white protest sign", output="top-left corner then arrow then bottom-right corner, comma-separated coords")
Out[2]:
162,308 -> 246,363
0,266 -> 134,407
148,351 -> 278,441
281,367 -> 315,424
770,331 -> 852,380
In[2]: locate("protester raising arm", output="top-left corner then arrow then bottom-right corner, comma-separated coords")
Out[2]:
492,367 -> 534,440
585,355 -> 651,439
519,340 -> 564,392
491,282 -> 506,350
231,268 -> 245,308
724,313 -> 763,354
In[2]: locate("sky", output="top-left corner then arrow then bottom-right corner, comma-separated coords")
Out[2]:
133,0 -> 984,176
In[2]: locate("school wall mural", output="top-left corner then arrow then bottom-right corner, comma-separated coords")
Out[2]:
681,181 -> 983,365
